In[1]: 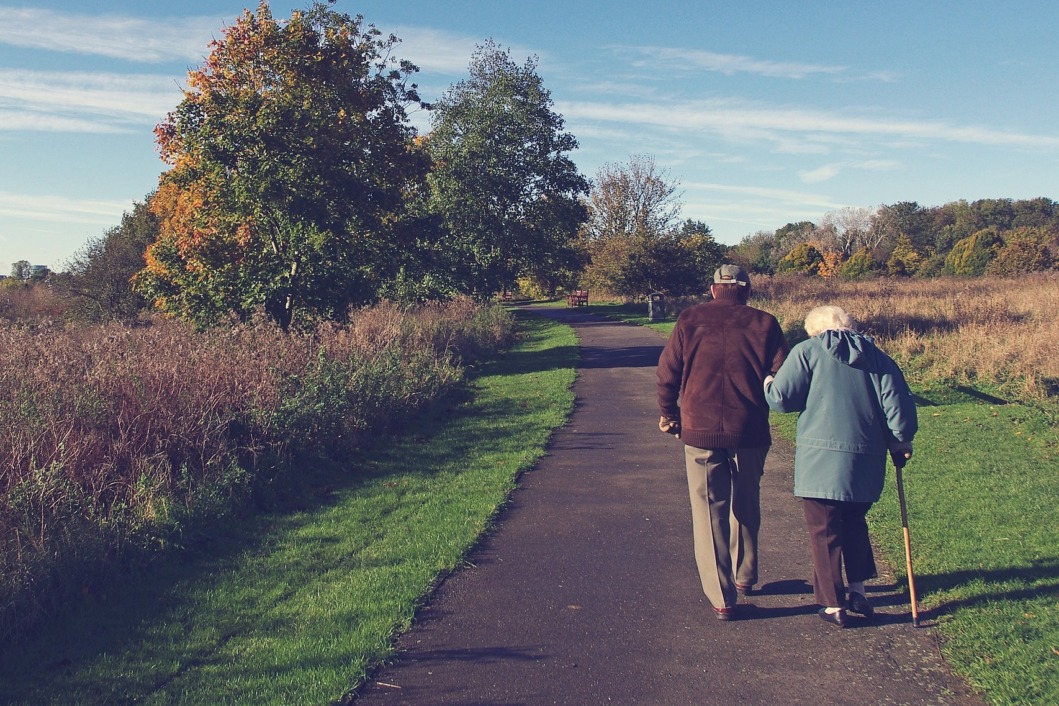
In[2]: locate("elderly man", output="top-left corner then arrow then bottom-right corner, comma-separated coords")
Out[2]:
656,265 -> 788,620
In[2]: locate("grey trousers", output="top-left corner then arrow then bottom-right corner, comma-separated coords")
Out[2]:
684,445 -> 767,610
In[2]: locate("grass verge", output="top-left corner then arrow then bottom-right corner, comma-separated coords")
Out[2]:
602,302 -> 1058,706
0,311 -> 577,706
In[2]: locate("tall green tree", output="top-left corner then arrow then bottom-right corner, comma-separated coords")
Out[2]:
777,242 -> 824,276
137,1 -> 427,330
425,40 -> 589,296
885,234 -> 924,276
8,261 -> 32,281
943,227 -> 1001,276
661,219 -> 726,295
1011,197 -> 1058,229
55,197 -> 159,321
727,230 -> 780,275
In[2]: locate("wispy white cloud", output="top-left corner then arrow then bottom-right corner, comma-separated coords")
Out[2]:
619,46 -> 897,84
391,27 -> 481,75
681,183 -> 848,239
838,70 -> 900,83
558,98 -> 1059,150
798,158 -> 903,184
0,6 -> 219,62
629,46 -> 847,79
0,109 -> 123,133
859,159 -> 901,171
380,24 -> 542,82
799,164 -> 842,183
0,190 -> 132,225
0,69 -> 180,119
683,181 -> 845,210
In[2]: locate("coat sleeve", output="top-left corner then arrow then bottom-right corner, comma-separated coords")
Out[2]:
876,354 -> 918,443
768,318 -> 790,375
656,326 -> 684,419
764,342 -> 811,413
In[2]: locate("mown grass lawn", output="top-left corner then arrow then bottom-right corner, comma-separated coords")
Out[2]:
616,301 -> 1059,706
0,311 -> 577,706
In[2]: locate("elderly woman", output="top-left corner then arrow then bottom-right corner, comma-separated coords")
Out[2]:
764,305 -> 917,627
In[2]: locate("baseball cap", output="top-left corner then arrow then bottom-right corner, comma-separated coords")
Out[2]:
713,264 -> 750,287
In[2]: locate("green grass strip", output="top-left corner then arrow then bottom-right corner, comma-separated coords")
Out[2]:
768,366 -> 1059,706
862,398 -> 1059,706
609,302 -> 1058,706
0,311 -> 577,706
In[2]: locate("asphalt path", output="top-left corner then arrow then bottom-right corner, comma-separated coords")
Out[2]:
354,305 -> 984,706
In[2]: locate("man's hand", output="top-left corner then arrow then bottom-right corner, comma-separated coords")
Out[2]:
764,374 -> 775,389
889,441 -> 913,468
659,416 -> 681,438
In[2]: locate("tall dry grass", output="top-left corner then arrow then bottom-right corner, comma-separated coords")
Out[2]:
0,282 -> 70,321
745,272 -> 1059,397
0,297 -> 513,642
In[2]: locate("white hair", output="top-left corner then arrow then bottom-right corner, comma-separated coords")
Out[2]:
804,305 -> 856,337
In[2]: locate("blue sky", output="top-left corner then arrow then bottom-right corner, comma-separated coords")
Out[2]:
2,0 -> 1058,275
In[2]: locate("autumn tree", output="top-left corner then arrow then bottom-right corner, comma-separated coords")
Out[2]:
986,227 -> 1055,275
584,156 -> 681,243
425,40 -> 589,297
137,2 -> 427,329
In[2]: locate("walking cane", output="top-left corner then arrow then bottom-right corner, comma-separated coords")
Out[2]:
892,451 -> 920,627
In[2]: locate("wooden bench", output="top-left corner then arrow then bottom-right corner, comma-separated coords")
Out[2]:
566,289 -> 588,307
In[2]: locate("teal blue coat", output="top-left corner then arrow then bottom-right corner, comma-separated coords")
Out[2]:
764,330 -> 918,503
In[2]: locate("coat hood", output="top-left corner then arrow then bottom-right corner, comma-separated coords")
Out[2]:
818,329 -> 877,370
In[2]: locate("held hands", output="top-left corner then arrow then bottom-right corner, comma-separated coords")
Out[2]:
764,374 -> 774,389
889,441 -> 913,468
659,416 -> 681,438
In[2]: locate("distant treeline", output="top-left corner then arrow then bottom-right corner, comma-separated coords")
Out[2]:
725,197 -> 1059,280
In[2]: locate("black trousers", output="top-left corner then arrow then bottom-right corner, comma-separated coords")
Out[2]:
801,498 -> 878,608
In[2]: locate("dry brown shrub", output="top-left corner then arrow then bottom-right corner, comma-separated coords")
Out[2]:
0,283 -> 70,321
0,298 -> 514,642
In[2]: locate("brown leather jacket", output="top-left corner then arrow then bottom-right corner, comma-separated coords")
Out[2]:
656,295 -> 788,449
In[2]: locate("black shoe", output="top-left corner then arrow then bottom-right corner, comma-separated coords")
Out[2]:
736,583 -> 754,597
846,591 -> 875,618
713,606 -> 737,621
817,607 -> 847,627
